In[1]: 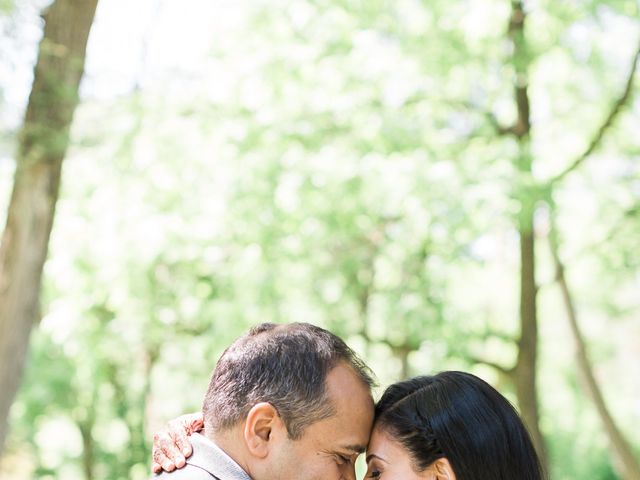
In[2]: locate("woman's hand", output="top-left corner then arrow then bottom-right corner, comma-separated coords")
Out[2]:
151,412 -> 204,474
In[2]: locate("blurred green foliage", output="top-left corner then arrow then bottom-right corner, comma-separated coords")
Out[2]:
1,0 -> 639,479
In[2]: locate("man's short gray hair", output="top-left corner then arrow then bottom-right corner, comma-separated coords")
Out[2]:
202,322 -> 375,439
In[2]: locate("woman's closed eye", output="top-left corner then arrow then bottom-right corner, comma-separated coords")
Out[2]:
365,459 -> 384,479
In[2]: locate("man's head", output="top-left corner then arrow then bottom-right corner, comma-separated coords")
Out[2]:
202,322 -> 376,480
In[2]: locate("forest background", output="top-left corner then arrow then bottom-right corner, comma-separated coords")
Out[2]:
0,0 -> 639,479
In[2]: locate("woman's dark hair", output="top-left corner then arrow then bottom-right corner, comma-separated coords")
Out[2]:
375,371 -> 545,480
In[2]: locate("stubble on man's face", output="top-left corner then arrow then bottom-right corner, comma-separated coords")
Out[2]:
264,363 -> 375,480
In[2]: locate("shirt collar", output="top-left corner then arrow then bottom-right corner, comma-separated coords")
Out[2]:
187,433 -> 252,480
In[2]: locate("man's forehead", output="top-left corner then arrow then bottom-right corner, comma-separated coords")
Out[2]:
313,363 -> 375,446
325,364 -> 374,401
307,400 -> 374,448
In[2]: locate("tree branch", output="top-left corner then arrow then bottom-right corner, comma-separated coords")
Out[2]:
447,99 -> 516,136
548,218 -> 640,479
466,354 -> 515,378
483,110 -> 516,136
550,37 -> 640,185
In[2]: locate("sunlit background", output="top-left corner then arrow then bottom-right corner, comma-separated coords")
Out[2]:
1,0 -> 639,479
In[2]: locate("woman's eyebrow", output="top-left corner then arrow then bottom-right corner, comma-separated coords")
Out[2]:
366,453 -> 388,463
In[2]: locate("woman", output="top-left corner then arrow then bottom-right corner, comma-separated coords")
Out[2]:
365,372 -> 544,479
153,371 -> 545,479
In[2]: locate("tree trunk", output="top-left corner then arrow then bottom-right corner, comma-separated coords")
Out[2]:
393,346 -> 411,381
515,214 -> 546,465
550,229 -> 640,480
129,347 -> 159,471
0,0 -> 99,454
78,405 -> 96,480
507,0 -> 548,468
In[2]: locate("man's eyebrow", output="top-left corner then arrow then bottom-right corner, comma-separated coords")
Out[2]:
341,444 -> 367,454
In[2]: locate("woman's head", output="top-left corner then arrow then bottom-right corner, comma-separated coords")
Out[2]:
366,372 -> 544,480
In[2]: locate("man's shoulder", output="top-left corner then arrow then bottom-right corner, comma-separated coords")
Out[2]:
151,433 -> 250,480
152,464 -> 216,480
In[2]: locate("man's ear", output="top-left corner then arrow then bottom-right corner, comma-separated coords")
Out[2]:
243,402 -> 283,458
432,458 -> 456,480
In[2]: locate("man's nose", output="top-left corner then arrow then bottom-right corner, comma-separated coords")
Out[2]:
340,464 -> 357,480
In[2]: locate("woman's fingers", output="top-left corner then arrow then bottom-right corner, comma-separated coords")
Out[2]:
186,411 -> 204,434
163,435 -> 186,468
150,412 -> 201,473
170,423 -> 192,460
152,431 -> 183,472
169,413 -> 199,457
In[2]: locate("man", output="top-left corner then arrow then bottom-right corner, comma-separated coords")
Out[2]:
152,322 -> 375,480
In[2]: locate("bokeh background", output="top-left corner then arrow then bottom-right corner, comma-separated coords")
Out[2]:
0,0 -> 639,479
